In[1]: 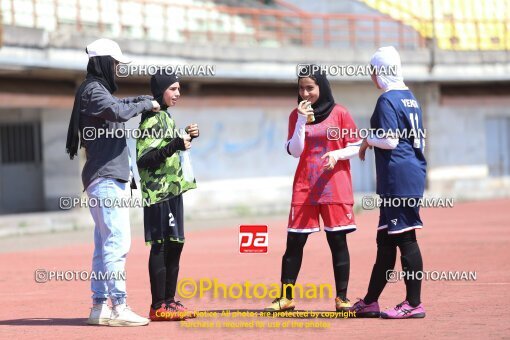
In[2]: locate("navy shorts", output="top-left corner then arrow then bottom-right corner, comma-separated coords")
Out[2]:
377,197 -> 423,234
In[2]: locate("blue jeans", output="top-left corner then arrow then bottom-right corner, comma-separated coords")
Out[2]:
86,178 -> 131,306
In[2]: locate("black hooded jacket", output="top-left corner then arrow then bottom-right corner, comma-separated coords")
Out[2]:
66,56 -> 154,190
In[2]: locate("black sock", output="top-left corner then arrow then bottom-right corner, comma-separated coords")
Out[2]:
165,241 -> 184,302
149,241 -> 184,309
396,230 -> 423,307
149,243 -> 166,309
280,232 -> 309,299
281,282 -> 295,300
364,231 -> 397,304
326,231 -> 350,300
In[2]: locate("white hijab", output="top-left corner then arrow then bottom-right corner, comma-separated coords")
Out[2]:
370,46 -> 408,92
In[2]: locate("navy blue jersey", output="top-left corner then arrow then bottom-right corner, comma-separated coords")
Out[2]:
370,90 -> 427,197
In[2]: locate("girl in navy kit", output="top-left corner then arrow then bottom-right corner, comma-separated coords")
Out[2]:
354,46 -> 427,319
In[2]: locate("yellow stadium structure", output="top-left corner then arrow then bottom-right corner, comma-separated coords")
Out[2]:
360,0 -> 509,50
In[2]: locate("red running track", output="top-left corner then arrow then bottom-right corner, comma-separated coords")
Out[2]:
1,199 -> 509,339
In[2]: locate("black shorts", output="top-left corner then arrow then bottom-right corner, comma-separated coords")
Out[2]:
144,195 -> 184,244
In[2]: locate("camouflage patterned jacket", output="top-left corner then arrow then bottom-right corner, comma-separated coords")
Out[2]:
136,110 -> 197,206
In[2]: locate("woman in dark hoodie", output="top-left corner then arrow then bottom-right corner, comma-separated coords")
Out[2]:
66,38 -> 159,327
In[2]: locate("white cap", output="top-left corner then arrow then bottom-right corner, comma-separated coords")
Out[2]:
86,38 -> 131,64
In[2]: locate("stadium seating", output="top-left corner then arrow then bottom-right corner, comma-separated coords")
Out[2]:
2,0 -> 507,50
0,0 -> 265,45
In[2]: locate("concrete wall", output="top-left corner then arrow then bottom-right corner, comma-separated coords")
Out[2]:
2,78 -> 509,218
125,95 -> 301,218
120,85 -> 380,218
0,108 -> 44,213
424,91 -> 510,199
0,55 -> 510,215
0,107 -> 82,213
41,108 -> 82,210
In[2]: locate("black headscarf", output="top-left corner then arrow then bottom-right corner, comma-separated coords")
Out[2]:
86,55 -> 118,94
66,55 -> 118,159
297,66 -> 336,125
150,71 -> 179,110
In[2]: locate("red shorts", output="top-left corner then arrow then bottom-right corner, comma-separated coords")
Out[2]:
287,204 -> 357,233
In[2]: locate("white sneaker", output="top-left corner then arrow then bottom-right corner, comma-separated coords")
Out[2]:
87,303 -> 111,326
108,304 -> 149,327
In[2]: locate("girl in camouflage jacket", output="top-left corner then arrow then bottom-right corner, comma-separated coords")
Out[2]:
137,72 -> 199,321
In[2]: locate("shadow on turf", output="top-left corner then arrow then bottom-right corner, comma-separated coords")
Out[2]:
0,310 -> 357,325
0,318 -> 88,326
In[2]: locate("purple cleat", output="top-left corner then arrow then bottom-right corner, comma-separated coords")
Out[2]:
349,299 -> 380,318
381,301 -> 426,319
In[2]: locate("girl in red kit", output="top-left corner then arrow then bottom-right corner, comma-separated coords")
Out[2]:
265,67 -> 361,312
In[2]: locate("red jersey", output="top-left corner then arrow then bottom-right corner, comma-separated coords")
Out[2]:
288,104 -> 360,205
